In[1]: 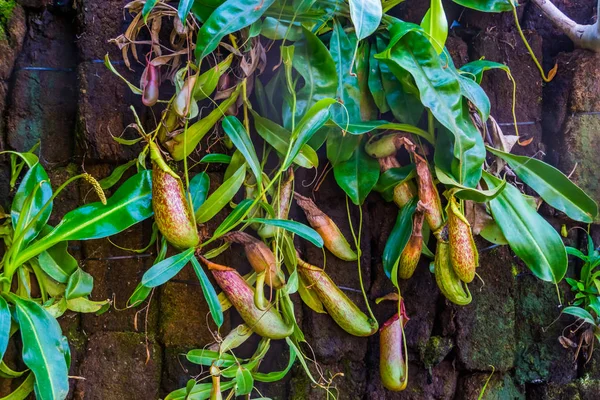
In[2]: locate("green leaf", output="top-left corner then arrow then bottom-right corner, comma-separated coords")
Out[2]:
460,60 -> 510,85
12,163 -> 53,248
37,233 -> 78,284
168,89 -> 240,161
165,381 -> 236,400
367,44 -> 390,113
248,218 -> 323,248
562,306 -> 596,325
349,0 -> 382,40
487,146 -> 598,223
375,35 -> 423,125
99,160 -> 137,190
421,0 -> 448,54
483,172 -> 567,283
127,283 -> 152,308
178,0 -> 194,23
16,171 -> 153,267
199,153 -> 232,164
2,372 -> 34,399
187,349 -> 239,368
333,145 -> 380,205
65,268 -> 93,300
374,165 -> 416,202
213,199 -> 254,238
291,28 -> 337,122
452,0 -> 514,13
195,0 -> 276,61
10,295 -> 69,400
326,130 -> 362,166
222,116 -> 263,186
377,23 -> 485,187
141,248 -> 195,288
195,164 -> 246,223
356,41 -> 378,121
66,298 -> 110,314
284,98 -> 336,169
189,172 -> 210,213
253,345 -> 296,382
329,20 -> 361,128
142,0 -> 159,22
435,167 -> 506,202
383,198 -> 418,288
251,110 -> 318,169
104,55 -> 142,94
235,367 -> 254,396
0,297 -> 10,361
190,257 -> 224,328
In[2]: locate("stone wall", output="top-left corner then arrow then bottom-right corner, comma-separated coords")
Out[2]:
0,0 -> 599,399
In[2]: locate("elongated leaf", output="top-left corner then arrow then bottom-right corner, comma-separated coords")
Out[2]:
142,248 -> 195,287
248,218 -> 323,248
253,346 -> 297,382
284,98 -> 336,169
487,147 -> 598,223
236,367 -> 254,396
435,167 -> 505,202
330,20 -> 361,127
368,44 -> 390,113
483,172 -> 567,283
375,35 -> 423,125
291,28 -> 337,122
374,165 -> 416,202
326,130 -> 361,166
562,306 -> 596,325
37,234 -> 78,284
99,160 -> 137,190
189,172 -> 210,213
165,381 -> 236,400
452,0 -> 514,13
460,60 -> 509,84
333,145 -> 380,205
421,0 -> 448,54
104,55 -> 142,94
190,257 -> 224,327
195,164 -> 246,223
377,23 -> 485,187
251,110 -> 318,169
142,0 -> 159,21
65,268 -> 93,300
199,154 -> 231,164
213,199 -> 254,237
383,198 -> 418,288
17,171 -> 153,266
12,163 -> 53,248
195,0 -> 275,60
222,116 -> 262,186
168,89 -> 240,161
178,0 -> 194,23
349,0 -> 382,40
66,298 -> 110,314
356,41 -> 378,120
0,297 -> 10,361
10,295 -> 69,400
187,349 -> 238,367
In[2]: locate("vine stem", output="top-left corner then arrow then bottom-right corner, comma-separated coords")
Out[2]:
345,196 -> 376,323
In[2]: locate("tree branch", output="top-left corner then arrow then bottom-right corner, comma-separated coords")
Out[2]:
530,0 -> 600,52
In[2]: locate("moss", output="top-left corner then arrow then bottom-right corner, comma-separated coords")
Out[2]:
421,336 -> 453,369
0,0 -> 15,40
